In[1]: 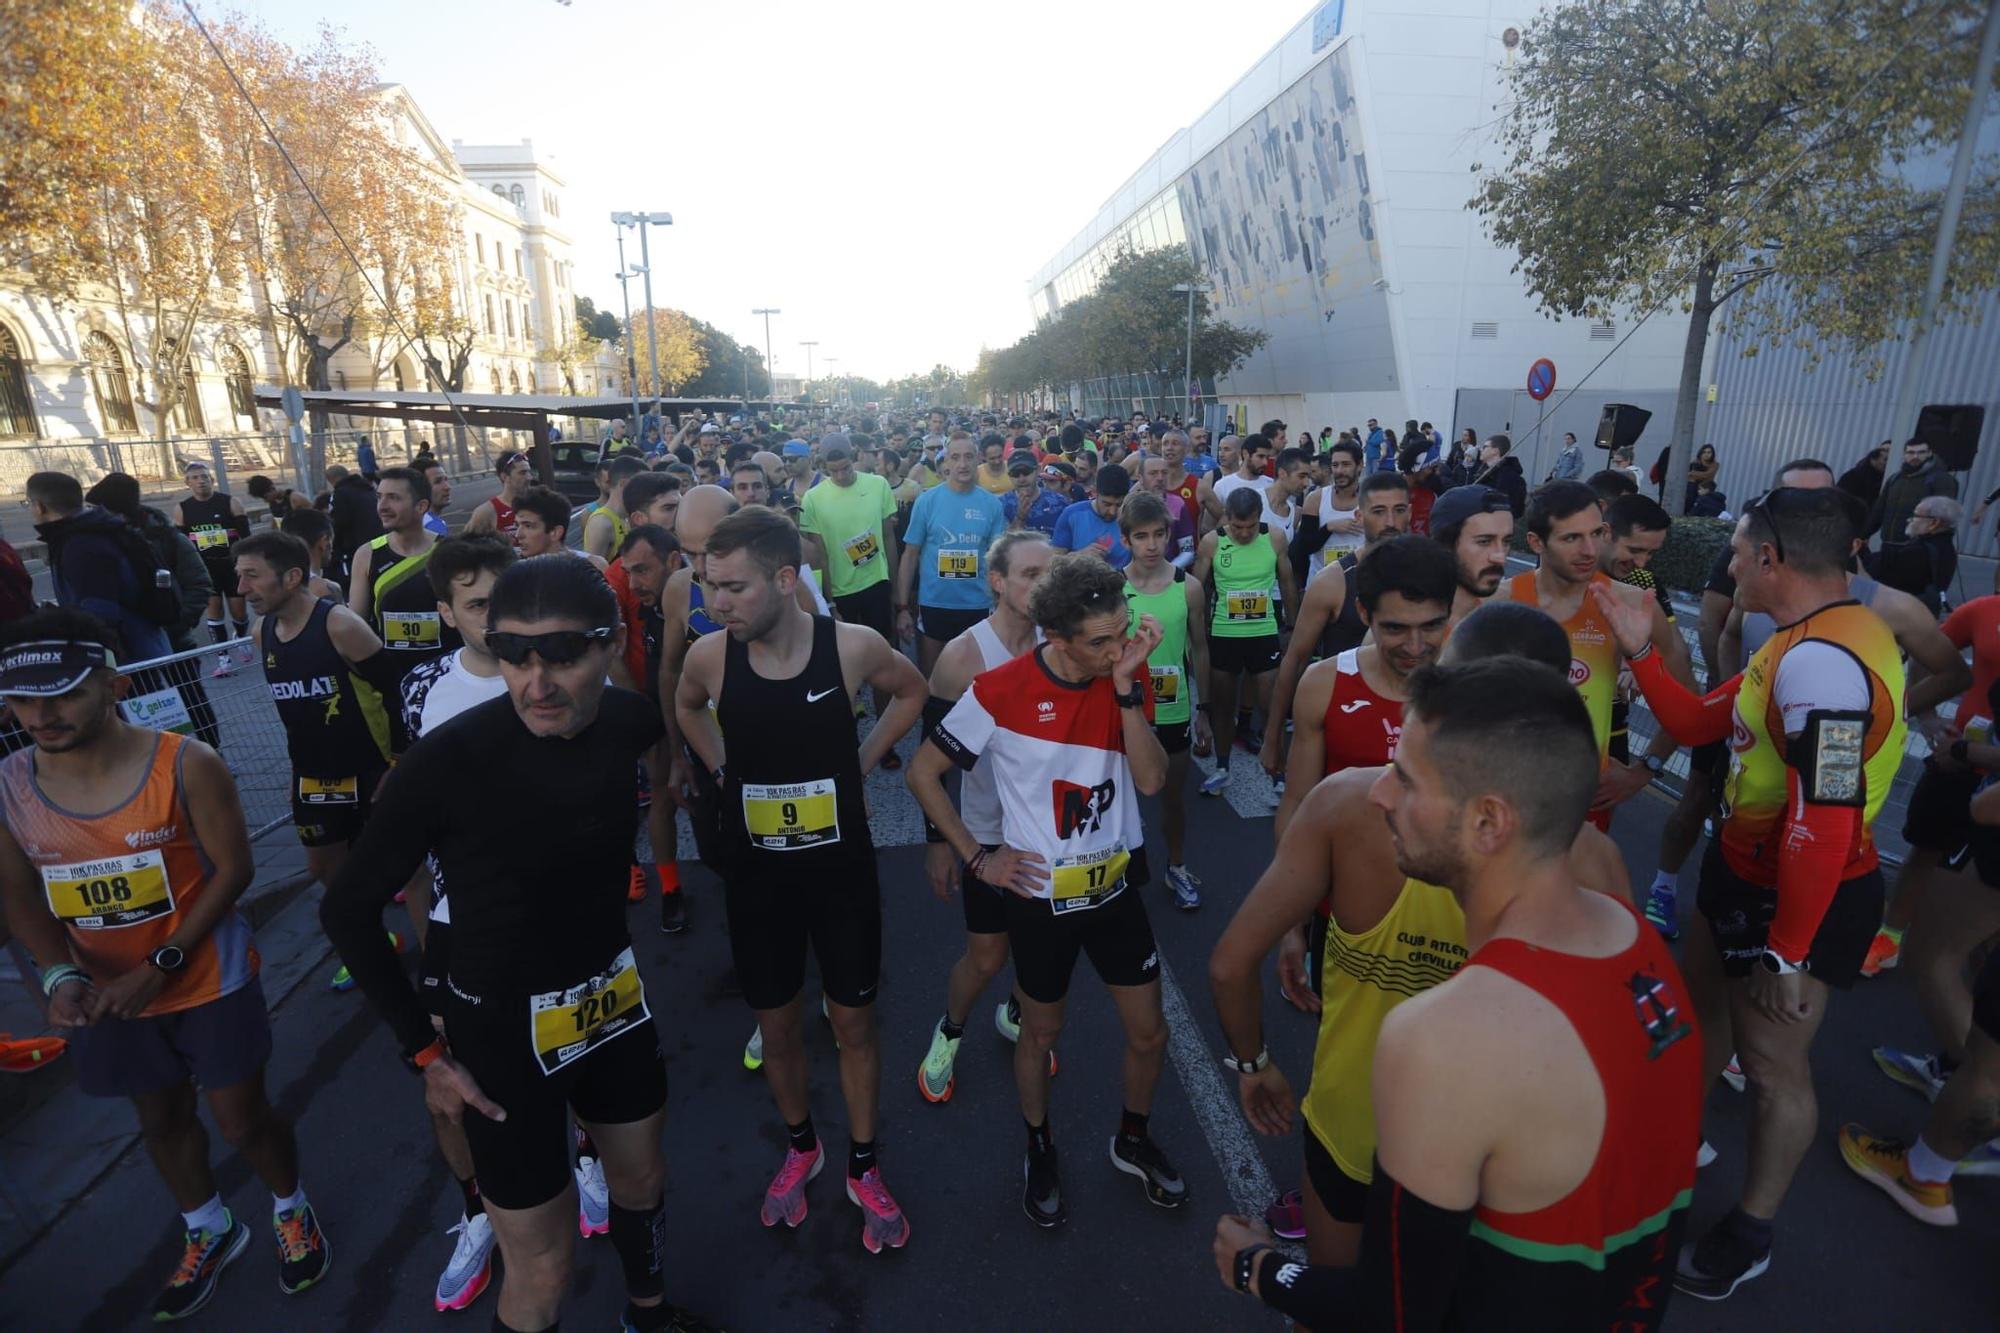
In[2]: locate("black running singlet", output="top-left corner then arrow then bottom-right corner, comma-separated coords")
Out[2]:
363,534 -> 461,661
261,598 -> 392,781
715,615 -> 871,872
178,493 -> 248,574
1320,549 -> 1368,659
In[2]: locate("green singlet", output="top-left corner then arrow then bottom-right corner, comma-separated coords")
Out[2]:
1124,568 -> 1191,726
1210,524 -> 1277,640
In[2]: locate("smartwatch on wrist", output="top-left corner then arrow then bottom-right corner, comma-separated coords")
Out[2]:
1235,1243 -> 1272,1294
147,945 -> 187,974
1758,949 -> 1808,976
1642,754 -> 1666,777
1113,682 -> 1146,709
1222,1046 -> 1270,1075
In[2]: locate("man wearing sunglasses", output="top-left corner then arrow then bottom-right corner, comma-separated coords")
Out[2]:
675,505 -> 926,1257
324,556 -> 717,1333
1596,486 -> 1907,1303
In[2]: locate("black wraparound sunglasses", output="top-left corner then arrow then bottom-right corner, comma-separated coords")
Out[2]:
486,626 -> 614,667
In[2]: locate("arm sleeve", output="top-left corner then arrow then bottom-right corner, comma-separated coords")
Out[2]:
1629,648 -> 1741,746
319,755 -> 442,1056
931,679 -> 997,772
1257,1158 -> 1473,1330
1767,640 -> 1872,961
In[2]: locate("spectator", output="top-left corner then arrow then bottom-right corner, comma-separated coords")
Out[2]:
1872,494 -> 1960,614
83,473 -> 212,653
354,433 -> 379,482
1610,444 -> 1642,489
1838,441 -> 1891,509
1684,442 -> 1720,510
25,471 -> 171,662
1688,478 -> 1729,518
1546,431 -> 1584,483
323,462 -> 382,584
1587,468 -> 1640,505
1867,437 -> 1960,545
1472,433 -> 1527,516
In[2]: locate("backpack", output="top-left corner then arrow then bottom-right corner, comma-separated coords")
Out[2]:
102,520 -> 184,627
0,538 -> 33,625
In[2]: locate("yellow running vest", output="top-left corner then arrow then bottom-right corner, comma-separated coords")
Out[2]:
1302,877 -> 1467,1183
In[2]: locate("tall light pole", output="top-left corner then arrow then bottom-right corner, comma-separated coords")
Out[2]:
800,340 -> 818,400
612,226 -> 642,448
824,358 -> 840,409
1171,281 -> 1207,428
612,212 -> 673,414
751,308 -> 780,405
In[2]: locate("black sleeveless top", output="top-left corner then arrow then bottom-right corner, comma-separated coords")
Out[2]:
1321,550 -> 1368,659
363,533 -> 461,662
715,614 -> 871,873
261,597 -> 392,779
178,493 -> 247,571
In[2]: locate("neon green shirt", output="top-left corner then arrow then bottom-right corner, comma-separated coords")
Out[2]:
799,472 -> 897,597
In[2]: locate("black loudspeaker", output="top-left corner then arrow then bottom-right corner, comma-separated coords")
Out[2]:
1593,402 -> 1653,452
1916,403 -> 1985,472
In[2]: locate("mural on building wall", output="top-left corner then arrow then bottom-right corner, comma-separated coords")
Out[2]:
1178,43 -> 1396,395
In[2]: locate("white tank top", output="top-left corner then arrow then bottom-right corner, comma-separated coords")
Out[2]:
1311,486 -> 1363,578
960,618 -> 1039,842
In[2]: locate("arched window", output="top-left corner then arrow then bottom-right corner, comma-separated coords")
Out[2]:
508,368 -> 521,394
504,301 -> 515,339
490,368 -> 502,394
334,369 -> 348,391
170,347 -> 205,433
492,185 -> 505,198
220,343 -> 255,419
83,332 -> 137,433
392,359 -> 407,392
0,325 -> 37,438
509,184 -> 525,209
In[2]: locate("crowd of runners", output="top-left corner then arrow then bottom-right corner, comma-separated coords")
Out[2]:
1,407 -> 1995,1330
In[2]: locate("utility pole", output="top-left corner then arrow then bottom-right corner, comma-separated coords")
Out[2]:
800,340 -> 818,400
613,225 -> 640,453
613,212 -> 674,419
751,308 -> 780,406
1171,281 -> 1206,428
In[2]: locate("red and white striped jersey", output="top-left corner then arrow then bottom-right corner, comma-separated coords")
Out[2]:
933,646 -> 1152,914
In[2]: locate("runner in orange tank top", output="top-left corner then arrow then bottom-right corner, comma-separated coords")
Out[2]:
1514,482 -> 1693,831
0,610 -> 332,1318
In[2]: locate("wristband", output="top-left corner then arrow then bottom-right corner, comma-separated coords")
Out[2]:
40,963 -> 85,997
1235,1243 -> 1273,1294
1627,641 -> 1656,664
404,1037 -> 447,1074
966,849 -> 990,881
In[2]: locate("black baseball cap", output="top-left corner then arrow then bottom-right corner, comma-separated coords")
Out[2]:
1095,463 -> 1132,498
0,639 -> 118,697
1429,485 -> 1514,533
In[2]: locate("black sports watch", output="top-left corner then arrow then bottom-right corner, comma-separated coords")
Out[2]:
1113,682 -> 1146,710
1950,738 -> 1972,764
1642,754 -> 1666,777
147,945 -> 188,974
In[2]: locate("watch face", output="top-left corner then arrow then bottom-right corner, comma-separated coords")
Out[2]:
153,946 -> 185,971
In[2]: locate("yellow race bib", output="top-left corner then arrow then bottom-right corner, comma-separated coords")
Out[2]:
936,549 -> 978,579
1224,591 -> 1270,621
298,774 -> 359,805
1149,664 -> 1182,704
1050,844 -> 1129,914
42,850 -> 174,930
383,612 -> 442,650
528,947 -> 649,1076
192,527 -> 231,551
742,779 -> 841,851
842,530 -> 881,567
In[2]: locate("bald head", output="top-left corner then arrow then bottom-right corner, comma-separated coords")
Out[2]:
752,450 -> 784,481
676,484 -> 741,561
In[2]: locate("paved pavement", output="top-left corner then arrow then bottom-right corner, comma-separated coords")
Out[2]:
1,709 -> 1995,1328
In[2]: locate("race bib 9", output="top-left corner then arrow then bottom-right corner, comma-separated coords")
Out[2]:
528,947 -> 649,1076
1050,844 -> 1129,913
936,550 -> 978,579
842,530 -> 881,567
1224,591 -> 1270,621
42,850 -> 174,930
742,778 -> 841,851
1149,664 -> 1183,704
383,612 -> 442,650
298,774 -> 359,805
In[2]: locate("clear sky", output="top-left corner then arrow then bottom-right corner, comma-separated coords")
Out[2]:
227,0 -> 1315,382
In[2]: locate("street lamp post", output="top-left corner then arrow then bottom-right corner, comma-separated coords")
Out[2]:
800,340 -> 818,400
823,358 -> 840,409
1171,281 -> 1206,428
613,227 -> 642,448
613,212 -> 674,424
751,308 -> 780,406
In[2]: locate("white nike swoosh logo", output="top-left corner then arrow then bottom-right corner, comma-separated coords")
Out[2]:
806,686 -> 840,703
1340,700 -> 1369,713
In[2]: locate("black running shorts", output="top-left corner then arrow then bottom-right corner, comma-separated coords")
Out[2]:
1004,868 -> 1160,1005
918,604 -> 986,645
1695,841 -> 1882,988
1208,633 -> 1281,676
1974,942 -> 2000,1046
1902,760 -> 1980,854
1155,720 -> 1191,755
70,977 -> 272,1100
442,975 -> 668,1211
1304,1127 -> 1368,1225
724,866 -> 882,1011
291,768 -> 383,849
962,859 -> 1008,936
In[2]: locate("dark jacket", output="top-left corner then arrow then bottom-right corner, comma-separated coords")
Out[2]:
133,506 -> 214,652
1870,530 -> 1957,614
1867,457 -> 1958,543
1837,460 -> 1884,510
35,507 -> 172,663
328,474 -> 382,583
1475,455 -> 1528,517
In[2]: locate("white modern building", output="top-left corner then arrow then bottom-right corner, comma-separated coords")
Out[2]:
1029,0 -> 1698,484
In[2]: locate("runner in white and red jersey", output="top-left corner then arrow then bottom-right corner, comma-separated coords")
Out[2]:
463,451 -> 531,544
909,553 -> 1185,1232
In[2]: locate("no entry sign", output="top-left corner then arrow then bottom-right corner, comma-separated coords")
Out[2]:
1526,358 -> 1557,401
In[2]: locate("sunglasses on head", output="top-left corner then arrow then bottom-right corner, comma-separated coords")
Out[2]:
486,626 -> 614,667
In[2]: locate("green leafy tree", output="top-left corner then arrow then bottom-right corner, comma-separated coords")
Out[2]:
1474,0 -> 1999,512
574,296 -> 621,344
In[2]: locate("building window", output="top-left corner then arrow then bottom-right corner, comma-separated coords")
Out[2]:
393,359 -> 407,392
170,348 -> 205,432
504,301 -> 515,338
509,184 -> 525,210
492,185 -> 505,199
549,194 -> 560,218
484,295 -> 495,334
0,325 -> 38,438
515,249 -> 523,277
1470,321 -> 1500,340
1589,319 -> 1617,342
220,343 -> 255,419
476,234 -> 486,265
508,368 -> 521,393
83,332 -> 137,433
490,368 -> 502,394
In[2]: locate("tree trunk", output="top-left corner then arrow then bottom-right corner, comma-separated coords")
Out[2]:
1663,260 -> 1717,518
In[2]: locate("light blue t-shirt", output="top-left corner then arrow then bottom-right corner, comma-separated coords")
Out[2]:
422,511 -> 448,537
1051,500 -> 1130,569
906,483 -> 1007,610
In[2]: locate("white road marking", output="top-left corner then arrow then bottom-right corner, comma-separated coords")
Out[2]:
1157,953 -> 1281,1220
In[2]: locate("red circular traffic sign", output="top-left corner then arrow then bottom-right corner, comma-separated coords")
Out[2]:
1526,358 -> 1557,401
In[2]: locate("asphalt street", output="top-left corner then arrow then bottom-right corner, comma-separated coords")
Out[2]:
2,708 -> 1996,1331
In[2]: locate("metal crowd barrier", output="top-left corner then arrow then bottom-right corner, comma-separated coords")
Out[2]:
0,638 -> 293,843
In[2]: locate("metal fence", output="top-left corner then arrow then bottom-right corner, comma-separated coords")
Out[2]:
0,638 -> 294,843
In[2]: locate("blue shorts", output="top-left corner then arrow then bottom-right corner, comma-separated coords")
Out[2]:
70,976 -> 273,1099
